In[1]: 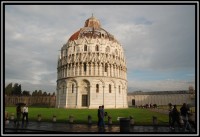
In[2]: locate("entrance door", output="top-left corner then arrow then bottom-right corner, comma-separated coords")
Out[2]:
132,99 -> 135,106
82,95 -> 88,107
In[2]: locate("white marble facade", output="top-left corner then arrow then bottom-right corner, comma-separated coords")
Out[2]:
56,16 -> 128,108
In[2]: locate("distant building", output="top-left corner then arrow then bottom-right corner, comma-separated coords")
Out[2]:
127,90 -> 195,107
56,15 -> 128,108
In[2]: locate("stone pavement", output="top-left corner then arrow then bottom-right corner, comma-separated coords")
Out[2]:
3,120 -> 197,135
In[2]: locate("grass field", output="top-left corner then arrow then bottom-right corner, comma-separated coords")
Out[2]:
5,107 -> 169,125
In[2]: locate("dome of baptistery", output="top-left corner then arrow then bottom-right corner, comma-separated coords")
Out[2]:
57,15 -> 128,109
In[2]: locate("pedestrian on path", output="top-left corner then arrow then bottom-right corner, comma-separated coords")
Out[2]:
180,103 -> 192,131
22,104 -> 28,127
16,105 -> 21,126
171,105 -> 181,130
97,106 -> 102,127
168,103 -> 173,128
101,105 -> 105,127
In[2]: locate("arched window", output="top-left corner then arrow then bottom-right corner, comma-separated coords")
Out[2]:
96,84 -> 99,93
84,45 -> 87,51
95,45 -> 99,51
109,84 -> 111,93
106,46 -> 110,53
119,85 -> 121,94
72,84 -> 74,93
105,63 -> 108,72
84,63 -> 87,72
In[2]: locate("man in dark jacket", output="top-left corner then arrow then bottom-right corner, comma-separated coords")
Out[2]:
171,105 -> 181,130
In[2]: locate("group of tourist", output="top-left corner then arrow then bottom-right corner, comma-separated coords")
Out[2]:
168,103 -> 192,131
16,104 -> 29,127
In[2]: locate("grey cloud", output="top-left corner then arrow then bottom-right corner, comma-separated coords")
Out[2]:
4,5 -> 196,92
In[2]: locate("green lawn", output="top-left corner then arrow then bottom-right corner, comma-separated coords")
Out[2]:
5,107 -> 169,125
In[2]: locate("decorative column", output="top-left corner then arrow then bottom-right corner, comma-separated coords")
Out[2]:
94,63 -> 97,76
62,67 -> 64,78
118,66 -> 120,78
81,63 -> 83,76
66,64 -> 68,77
63,66 -> 65,78
56,87 -> 59,108
107,64 -> 110,77
121,68 -> 123,79
60,67 -> 63,78
74,63 -> 76,76
118,67 -> 120,78
78,63 -> 80,76
58,89 -> 60,108
66,86 -> 68,108
63,67 -> 65,78
76,86 -> 79,108
110,64 -> 112,77
86,63 -> 89,76
91,63 -> 94,76
111,64 -> 113,77
69,64 -> 71,77
72,63 -> 76,76
99,63 -> 102,76
115,86 -> 116,108
102,63 -> 105,76
103,85 -> 105,105
71,64 -> 73,77
89,86 -> 92,108
89,63 -> 91,76
77,63 -> 79,76
114,65 -> 116,77
65,65 -> 67,78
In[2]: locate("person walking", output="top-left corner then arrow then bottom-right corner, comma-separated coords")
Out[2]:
168,103 -> 173,128
97,106 -> 102,127
101,105 -> 105,127
180,103 -> 192,131
22,104 -> 28,127
16,105 -> 21,126
171,105 -> 181,130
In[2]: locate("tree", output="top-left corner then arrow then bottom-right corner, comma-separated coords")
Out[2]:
42,92 -> 47,96
32,90 -> 38,96
12,83 -> 21,96
22,90 -> 30,96
38,90 -> 42,96
5,83 -> 13,96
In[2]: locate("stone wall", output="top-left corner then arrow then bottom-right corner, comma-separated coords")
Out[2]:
5,95 -> 56,107
127,92 -> 195,107
5,92 -> 195,108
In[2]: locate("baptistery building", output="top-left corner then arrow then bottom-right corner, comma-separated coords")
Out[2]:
56,16 -> 128,108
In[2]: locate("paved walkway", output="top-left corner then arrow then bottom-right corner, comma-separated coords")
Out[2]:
4,120 -> 197,134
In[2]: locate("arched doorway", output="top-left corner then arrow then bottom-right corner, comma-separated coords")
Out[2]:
82,95 -> 88,107
132,99 -> 135,106
80,80 -> 90,107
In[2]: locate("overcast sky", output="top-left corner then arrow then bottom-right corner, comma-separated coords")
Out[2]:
4,4 -> 196,93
